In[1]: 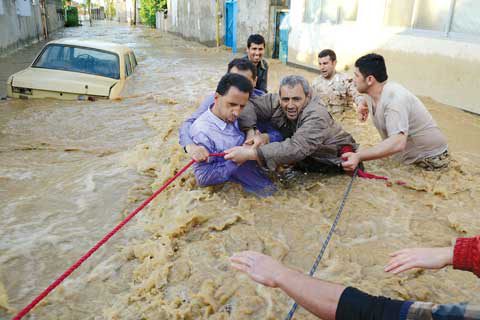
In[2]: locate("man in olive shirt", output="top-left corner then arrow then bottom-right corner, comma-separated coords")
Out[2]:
342,53 -> 449,172
224,75 -> 357,172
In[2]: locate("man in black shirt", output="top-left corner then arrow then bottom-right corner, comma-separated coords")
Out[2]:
243,34 -> 269,93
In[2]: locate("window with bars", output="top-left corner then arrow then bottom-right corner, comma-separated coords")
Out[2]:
303,0 -> 358,24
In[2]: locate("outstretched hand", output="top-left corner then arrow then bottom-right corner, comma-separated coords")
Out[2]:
384,247 -> 454,275
230,251 -> 288,288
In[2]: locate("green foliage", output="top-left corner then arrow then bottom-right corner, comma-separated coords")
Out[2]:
106,0 -> 116,19
140,0 -> 167,27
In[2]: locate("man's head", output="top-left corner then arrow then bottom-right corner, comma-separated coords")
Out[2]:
278,75 -> 312,121
214,73 -> 253,123
228,58 -> 257,87
353,53 -> 388,93
318,49 -> 337,79
246,34 -> 266,65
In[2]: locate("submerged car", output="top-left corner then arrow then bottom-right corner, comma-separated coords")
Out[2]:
7,38 -> 138,100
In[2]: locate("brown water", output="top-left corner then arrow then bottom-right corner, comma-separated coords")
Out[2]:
1,22 -> 479,320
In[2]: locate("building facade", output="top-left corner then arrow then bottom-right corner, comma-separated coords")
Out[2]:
0,0 -> 64,55
162,0 -> 289,54
288,0 -> 480,114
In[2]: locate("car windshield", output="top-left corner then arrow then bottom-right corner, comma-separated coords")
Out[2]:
33,44 -> 120,79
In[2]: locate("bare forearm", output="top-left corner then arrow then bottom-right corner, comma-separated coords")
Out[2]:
276,268 -> 345,320
358,134 -> 406,162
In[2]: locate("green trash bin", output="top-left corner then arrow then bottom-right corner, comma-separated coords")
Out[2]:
65,6 -> 79,27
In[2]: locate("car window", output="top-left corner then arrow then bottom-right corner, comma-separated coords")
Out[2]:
125,54 -> 132,77
129,52 -> 138,69
33,44 -> 120,79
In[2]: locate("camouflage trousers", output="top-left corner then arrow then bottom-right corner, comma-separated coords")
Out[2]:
405,301 -> 480,320
415,149 -> 450,171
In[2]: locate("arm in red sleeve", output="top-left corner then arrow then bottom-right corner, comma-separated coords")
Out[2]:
453,235 -> 480,277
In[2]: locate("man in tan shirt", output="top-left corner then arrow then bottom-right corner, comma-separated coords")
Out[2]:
342,53 -> 449,172
224,75 -> 357,172
312,49 -> 366,114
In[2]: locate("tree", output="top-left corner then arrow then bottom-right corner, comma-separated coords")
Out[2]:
105,0 -> 116,20
86,0 -> 92,26
140,0 -> 166,27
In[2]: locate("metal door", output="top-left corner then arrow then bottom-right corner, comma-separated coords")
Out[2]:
225,0 -> 237,53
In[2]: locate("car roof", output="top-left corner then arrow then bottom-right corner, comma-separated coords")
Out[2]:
47,38 -> 134,55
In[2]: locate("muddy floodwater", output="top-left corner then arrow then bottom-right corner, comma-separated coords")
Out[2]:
1,22 -> 479,319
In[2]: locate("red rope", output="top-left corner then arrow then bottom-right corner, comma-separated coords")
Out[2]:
12,153 -> 225,320
340,146 -> 406,185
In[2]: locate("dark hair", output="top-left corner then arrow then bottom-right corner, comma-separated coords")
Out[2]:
354,53 -> 388,82
318,49 -> 336,62
216,73 -> 253,96
279,75 -> 311,96
247,34 -> 265,48
227,58 -> 257,79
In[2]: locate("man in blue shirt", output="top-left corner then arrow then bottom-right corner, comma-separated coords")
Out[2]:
189,73 -> 275,196
179,58 -> 282,162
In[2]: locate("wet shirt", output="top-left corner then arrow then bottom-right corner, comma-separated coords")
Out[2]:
239,93 -> 357,170
189,106 -> 274,195
311,72 -> 363,113
242,55 -> 268,93
370,82 -> 448,164
179,89 -> 281,148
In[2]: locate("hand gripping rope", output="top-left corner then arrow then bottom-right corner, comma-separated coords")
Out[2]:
12,153 -> 225,320
285,167 -> 359,320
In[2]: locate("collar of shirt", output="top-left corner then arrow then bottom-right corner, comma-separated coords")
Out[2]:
252,88 -> 265,97
242,55 -> 267,71
206,105 -> 240,131
258,59 -> 267,71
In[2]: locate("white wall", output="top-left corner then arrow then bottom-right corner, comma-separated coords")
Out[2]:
164,0 -> 271,49
288,0 -> 480,114
0,0 -> 64,55
165,0 -> 221,46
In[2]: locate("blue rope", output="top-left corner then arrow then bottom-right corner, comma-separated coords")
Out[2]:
285,167 -> 359,320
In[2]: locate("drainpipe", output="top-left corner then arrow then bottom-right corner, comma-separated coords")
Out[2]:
215,0 -> 220,47
40,0 -> 48,39
133,0 -> 136,25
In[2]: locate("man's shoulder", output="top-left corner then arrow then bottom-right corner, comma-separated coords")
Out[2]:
303,97 -> 330,118
191,111 -> 213,134
251,88 -> 266,98
201,92 -> 216,106
382,82 -> 415,107
334,71 -> 352,81
383,81 -> 411,96
251,92 -> 280,106
312,75 -> 326,87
